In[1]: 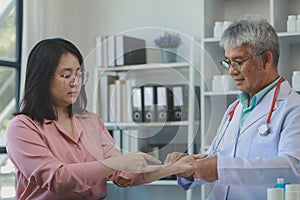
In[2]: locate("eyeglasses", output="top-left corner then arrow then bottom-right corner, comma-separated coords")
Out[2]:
220,51 -> 265,71
50,71 -> 89,86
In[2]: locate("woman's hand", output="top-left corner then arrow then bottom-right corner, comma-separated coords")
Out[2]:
101,152 -> 161,173
164,152 -> 188,165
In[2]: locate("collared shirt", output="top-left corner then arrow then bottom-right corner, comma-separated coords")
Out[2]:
6,111 -> 145,200
237,76 -> 281,128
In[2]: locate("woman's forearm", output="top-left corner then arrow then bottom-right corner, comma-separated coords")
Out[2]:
143,164 -> 185,183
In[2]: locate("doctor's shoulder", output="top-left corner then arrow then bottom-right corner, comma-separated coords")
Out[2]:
287,88 -> 300,105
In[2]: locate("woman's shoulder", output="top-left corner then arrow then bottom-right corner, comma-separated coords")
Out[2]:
9,114 -> 34,125
6,114 -> 40,134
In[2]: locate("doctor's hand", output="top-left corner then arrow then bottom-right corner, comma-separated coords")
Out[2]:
188,155 -> 218,182
165,152 -> 207,179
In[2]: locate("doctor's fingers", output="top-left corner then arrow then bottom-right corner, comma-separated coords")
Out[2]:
176,154 -> 198,166
164,152 -> 188,164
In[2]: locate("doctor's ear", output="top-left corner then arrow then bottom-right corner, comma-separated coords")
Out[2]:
261,51 -> 274,69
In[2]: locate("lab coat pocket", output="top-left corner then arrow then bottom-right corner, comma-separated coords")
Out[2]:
248,131 -> 279,158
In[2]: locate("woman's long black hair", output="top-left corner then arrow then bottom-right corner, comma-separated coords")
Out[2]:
16,38 -> 87,123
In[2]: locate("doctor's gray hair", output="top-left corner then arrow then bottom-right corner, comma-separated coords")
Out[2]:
219,14 -> 279,66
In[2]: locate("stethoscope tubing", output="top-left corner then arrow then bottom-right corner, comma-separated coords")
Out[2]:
211,77 -> 284,154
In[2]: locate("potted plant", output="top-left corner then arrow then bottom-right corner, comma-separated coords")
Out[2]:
154,32 -> 182,62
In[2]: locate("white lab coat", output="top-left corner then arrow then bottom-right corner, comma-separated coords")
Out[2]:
178,80 -> 300,200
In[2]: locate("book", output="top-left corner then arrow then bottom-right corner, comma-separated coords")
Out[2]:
99,75 -> 118,122
107,35 -> 116,67
124,79 -> 136,122
109,84 -> 116,122
112,130 -> 122,151
95,36 -> 108,67
114,79 -> 126,122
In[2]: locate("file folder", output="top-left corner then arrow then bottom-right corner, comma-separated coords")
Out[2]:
171,85 -> 189,121
155,85 -> 168,122
131,87 -> 143,122
143,85 -> 155,122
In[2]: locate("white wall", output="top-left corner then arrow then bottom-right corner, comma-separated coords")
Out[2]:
22,0 -> 202,110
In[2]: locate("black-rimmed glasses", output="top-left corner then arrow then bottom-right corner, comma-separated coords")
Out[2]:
220,51 -> 265,71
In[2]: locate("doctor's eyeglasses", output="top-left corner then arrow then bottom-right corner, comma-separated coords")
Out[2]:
50,71 -> 89,86
220,51 -> 266,71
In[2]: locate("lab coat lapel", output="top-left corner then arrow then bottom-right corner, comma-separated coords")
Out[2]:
238,80 -> 289,136
239,98 -> 273,136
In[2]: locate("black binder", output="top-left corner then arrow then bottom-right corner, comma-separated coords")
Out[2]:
131,87 -> 143,122
155,85 -> 168,122
143,85 -> 155,122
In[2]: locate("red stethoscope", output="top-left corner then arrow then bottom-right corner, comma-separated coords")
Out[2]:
231,77 -> 284,136
212,77 -> 284,154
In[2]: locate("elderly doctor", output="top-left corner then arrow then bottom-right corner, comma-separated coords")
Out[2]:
166,14 -> 300,199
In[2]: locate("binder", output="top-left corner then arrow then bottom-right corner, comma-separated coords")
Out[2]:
115,35 -> 146,66
193,85 -> 201,120
155,85 -> 168,122
143,85 -> 155,122
166,86 -> 174,121
168,84 -> 199,121
131,87 -> 143,122
171,84 -> 189,121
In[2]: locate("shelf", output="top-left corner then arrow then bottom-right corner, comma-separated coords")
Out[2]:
203,90 -> 240,96
293,88 -> 300,92
108,179 -> 178,186
277,32 -> 300,44
147,180 -> 178,186
104,121 -> 193,130
204,32 -> 300,44
96,62 -> 189,72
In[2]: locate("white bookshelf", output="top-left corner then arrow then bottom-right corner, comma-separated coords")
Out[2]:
93,37 -> 201,200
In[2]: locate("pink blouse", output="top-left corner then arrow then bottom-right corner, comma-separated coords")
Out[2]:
6,111 -> 145,200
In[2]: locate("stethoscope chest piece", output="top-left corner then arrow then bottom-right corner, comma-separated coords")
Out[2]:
258,123 -> 270,136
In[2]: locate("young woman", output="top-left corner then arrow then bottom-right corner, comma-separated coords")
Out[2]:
6,38 -> 197,200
